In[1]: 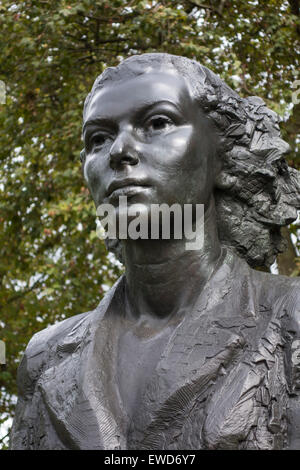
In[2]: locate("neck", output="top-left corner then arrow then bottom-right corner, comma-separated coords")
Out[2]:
122,198 -> 222,324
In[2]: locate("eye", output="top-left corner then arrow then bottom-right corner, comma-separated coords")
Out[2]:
146,115 -> 173,133
90,133 -> 111,150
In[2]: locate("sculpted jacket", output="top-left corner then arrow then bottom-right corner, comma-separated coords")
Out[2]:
10,249 -> 300,450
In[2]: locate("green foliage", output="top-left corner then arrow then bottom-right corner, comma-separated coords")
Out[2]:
0,0 -> 299,447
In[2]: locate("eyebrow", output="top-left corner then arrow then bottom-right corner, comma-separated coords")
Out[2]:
83,117 -> 115,134
83,100 -> 182,134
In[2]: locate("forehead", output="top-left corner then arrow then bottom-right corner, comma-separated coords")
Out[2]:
84,71 -> 194,123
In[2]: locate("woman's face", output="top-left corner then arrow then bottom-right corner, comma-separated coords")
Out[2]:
83,69 -> 219,216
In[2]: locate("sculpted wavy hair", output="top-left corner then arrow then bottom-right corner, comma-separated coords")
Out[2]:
82,53 -> 300,269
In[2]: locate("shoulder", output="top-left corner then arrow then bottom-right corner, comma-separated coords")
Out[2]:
17,310 -> 95,397
227,249 -> 299,298
229,251 -> 300,331
17,274 -> 125,394
25,310 -> 92,358
248,267 -> 300,334
253,268 -> 300,294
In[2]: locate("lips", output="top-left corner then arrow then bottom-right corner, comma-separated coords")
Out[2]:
106,178 -> 151,197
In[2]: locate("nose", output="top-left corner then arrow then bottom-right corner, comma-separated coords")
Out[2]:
109,129 -> 139,169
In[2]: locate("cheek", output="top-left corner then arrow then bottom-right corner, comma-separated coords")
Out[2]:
156,128 -> 214,204
84,154 -> 107,199
148,126 -> 196,171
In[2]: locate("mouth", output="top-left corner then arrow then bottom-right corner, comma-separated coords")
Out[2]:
106,179 -> 151,198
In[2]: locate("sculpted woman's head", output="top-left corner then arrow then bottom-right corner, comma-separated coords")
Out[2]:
82,53 -> 300,269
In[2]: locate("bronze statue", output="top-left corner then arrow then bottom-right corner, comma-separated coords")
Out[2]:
10,54 -> 300,450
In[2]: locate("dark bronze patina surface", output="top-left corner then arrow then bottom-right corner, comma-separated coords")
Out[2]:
10,54 -> 300,450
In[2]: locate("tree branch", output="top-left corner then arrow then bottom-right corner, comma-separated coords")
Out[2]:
3,277 -> 45,306
288,0 -> 300,35
185,0 -> 224,16
0,431 -> 10,445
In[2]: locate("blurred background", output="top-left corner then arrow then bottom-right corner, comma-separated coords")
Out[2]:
0,0 -> 299,449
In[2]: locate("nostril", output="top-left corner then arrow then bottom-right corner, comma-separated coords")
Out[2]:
123,155 -> 138,165
109,144 -> 139,167
109,130 -> 140,167
109,152 -> 139,169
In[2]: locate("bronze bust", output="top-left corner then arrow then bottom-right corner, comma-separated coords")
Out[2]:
10,54 -> 300,450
